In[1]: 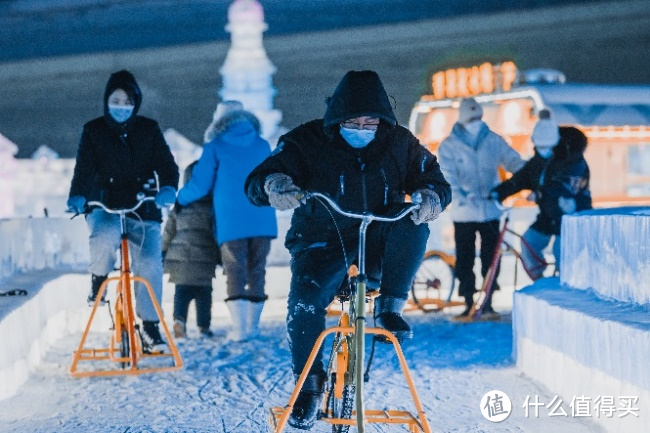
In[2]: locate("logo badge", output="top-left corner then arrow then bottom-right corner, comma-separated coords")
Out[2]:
480,390 -> 512,422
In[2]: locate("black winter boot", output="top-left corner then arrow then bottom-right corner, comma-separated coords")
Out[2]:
87,274 -> 108,306
480,293 -> 500,320
374,296 -> 413,343
141,321 -> 167,353
288,373 -> 326,430
456,295 -> 474,318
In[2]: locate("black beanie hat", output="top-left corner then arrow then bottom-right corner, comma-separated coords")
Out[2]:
323,70 -> 397,128
103,70 -> 142,119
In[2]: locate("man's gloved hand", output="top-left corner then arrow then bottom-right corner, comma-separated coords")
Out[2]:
66,195 -> 87,214
410,189 -> 443,225
558,196 -> 577,214
154,186 -> 177,209
264,173 -> 303,211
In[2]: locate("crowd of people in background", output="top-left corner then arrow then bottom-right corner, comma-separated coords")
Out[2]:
64,69 -> 591,428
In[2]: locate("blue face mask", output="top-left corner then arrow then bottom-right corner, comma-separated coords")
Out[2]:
108,104 -> 134,123
340,127 -> 376,148
536,147 -> 554,159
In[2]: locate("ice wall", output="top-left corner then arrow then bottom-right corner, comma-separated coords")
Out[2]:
0,218 -> 91,400
0,217 -> 89,282
561,207 -> 650,305
514,208 -> 650,432
0,274 -> 91,401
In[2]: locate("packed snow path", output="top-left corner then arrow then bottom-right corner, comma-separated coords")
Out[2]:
0,307 -> 603,432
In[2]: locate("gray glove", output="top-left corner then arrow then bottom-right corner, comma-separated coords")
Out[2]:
410,189 -> 442,225
264,173 -> 303,211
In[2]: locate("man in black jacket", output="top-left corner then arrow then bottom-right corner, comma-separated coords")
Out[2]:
67,70 -> 179,353
245,70 -> 451,429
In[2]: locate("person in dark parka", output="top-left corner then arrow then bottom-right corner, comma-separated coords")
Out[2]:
67,70 -> 179,353
245,70 -> 451,430
492,113 -> 592,279
162,161 -> 222,338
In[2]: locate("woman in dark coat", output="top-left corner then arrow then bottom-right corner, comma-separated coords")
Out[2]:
492,116 -> 592,279
67,70 -> 179,352
245,70 -> 451,430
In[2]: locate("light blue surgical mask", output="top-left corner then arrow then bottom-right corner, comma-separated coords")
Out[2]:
108,104 -> 134,123
340,127 -> 376,148
536,147 -> 554,159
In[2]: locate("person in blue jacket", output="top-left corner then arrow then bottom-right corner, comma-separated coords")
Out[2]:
176,101 -> 277,342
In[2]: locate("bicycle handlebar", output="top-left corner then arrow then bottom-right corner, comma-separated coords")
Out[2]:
306,191 -> 419,223
87,196 -> 156,216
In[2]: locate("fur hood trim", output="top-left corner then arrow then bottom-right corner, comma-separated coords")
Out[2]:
204,110 -> 261,144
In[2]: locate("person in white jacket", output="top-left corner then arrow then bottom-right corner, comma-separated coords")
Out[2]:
438,97 -> 524,318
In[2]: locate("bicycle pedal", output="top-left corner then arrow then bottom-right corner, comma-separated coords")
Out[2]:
373,334 -> 399,344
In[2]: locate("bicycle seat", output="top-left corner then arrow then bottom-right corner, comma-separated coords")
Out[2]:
334,276 -> 380,303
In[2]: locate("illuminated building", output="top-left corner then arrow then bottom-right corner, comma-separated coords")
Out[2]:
410,62 -> 650,204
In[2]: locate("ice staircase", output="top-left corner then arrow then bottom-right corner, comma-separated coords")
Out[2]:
513,207 -> 650,433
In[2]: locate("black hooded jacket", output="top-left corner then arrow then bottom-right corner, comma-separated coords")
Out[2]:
245,70 -> 451,249
68,70 -> 179,222
493,126 -> 592,235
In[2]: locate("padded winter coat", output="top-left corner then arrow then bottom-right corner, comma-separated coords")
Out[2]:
68,70 -> 179,222
245,120 -> 451,250
162,197 -> 221,286
493,136 -> 592,236
177,111 -> 278,245
438,122 -> 524,223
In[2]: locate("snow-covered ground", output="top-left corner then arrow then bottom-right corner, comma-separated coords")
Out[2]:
0,258 -> 605,433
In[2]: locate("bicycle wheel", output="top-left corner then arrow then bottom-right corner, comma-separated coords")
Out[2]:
325,332 -> 355,433
330,379 -> 355,433
120,329 -> 130,369
410,250 -> 457,312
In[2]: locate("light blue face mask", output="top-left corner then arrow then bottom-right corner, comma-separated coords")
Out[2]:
536,147 -> 554,159
340,127 -> 376,148
108,104 -> 134,123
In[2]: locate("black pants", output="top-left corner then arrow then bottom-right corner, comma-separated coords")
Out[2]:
287,217 -> 429,375
453,220 -> 501,299
173,284 -> 212,329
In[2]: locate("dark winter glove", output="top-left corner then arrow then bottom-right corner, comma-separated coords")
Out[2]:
154,186 -> 177,209
66,195 -> 87,214
264,173 -> 304,211
410,189 -> 442,225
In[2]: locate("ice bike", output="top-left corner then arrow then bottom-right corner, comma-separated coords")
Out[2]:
410,201 -> 555,322
270,192 -> 432,433
69,195 -> 183,377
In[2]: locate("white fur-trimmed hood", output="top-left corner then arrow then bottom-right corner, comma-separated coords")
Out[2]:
203,110 -> 261,144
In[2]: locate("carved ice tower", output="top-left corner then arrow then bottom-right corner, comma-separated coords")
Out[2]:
219,0 -> 283,142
